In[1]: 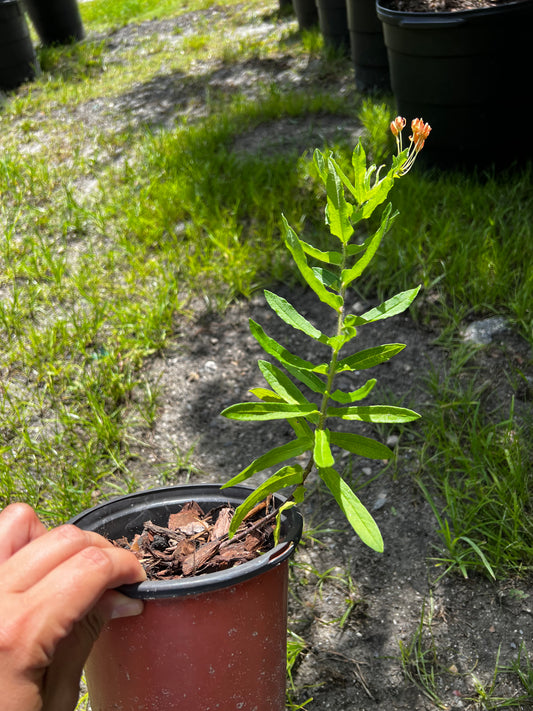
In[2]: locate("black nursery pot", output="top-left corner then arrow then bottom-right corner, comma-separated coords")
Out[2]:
377,0 -> 533,169
346,0 -> 389,91
0,0 -> 38,90
292,0 -> 319,31
316,0 -> 350,52
22,0 -> 84,45
70,484 -> 303,711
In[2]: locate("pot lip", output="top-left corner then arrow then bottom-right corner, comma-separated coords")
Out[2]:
69,483 -> 303,599
376,0 -> 532,22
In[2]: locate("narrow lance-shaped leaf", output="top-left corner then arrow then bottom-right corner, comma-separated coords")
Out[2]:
334,343 -> 406,373
327,405 -> 421,423
345,286 -> 421,326
249,320 -> 318,372
329,431 -> 393,460
222,401 -> 319,421
362,172 -> 396,219
341,203 -> 397,288
282,216 -> 343,313
312,267 -> 340,291
300,239 -> 365,265
284,363 -> 327,396
264,290 -> 328,344
325,156 -> 354,244
248,387 -> 284,402
222,437 -> 313,488
313,428 -> 335,468
319,466 -> 384,552
351,142 -> 367,204
229,465 -> 304,536
258,360 -> 310,404
329,378 -> 376,404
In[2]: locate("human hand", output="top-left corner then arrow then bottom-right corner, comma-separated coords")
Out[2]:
0,502 -> 146,711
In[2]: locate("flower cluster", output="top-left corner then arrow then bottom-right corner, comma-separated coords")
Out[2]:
391,116 -> 431,174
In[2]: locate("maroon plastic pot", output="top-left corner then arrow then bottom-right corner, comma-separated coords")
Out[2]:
70,484 -> 302,711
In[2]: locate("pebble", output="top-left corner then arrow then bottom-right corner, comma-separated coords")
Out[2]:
462,316 -> 509,345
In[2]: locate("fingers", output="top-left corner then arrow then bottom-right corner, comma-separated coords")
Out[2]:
0,503 -> 48,565
26,543 -> 145,645
41,594 -> 143,711
2,523 -> 142,592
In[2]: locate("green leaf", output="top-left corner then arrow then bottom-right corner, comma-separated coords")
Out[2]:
284,364 -> 327,396
229,465 -> 304,536
287,417 -> 314,439
346,287 -> 421,326
274,500 -> 299,546
282,216 -> 343,312
264,290 -> 327,343
222,437 -> 313,487
329,378 -> 376,404
335,343 -> 405,373
351,142 -> 367,203
326,405 -> 421,423
300,241 -> 343,265
314,428 -> 335,468
329,431 -> 393,459
340,203 -> 397,288
319,466 -> 383,552
248,387 -> 284,402
249,319 -> 317,371
312,267 -> 340,291
221,401 -> 319,421
325,156 -> 354,244
258,360 -> 309,404
313,148 -> 327,183
362,173 -> 396,219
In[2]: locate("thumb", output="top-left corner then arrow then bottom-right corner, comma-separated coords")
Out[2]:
42,592 -> 143,711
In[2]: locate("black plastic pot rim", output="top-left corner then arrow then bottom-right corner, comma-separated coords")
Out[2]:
376,0 -> 532,26
69,484 -> 302,600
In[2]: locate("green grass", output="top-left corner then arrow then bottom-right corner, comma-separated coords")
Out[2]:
2,2 -> 532,708
1,0 -> 532,576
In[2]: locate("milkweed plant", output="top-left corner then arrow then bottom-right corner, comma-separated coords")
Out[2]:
221,118 -> 431,553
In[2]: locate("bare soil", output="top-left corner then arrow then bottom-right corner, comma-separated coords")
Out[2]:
129,283 -> 532,711
14,2 -> 531,708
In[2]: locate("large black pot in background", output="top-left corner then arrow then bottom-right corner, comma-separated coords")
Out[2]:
0,0 -> 37,90
377,0 -> 533,169
292,0 -> 319,31
316,0 -> 350,52
346,0 -> 389,91
22,0 -> 84,45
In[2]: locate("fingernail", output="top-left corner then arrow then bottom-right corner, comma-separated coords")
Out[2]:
110,597 -> 144,619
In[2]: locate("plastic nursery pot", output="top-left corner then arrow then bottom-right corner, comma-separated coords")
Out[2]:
316,0 -> 350,53
70,484 -> 303,711
346,0 -> 389,91
21,0 -> 84,45
376,0 -> 533,169
0,0 -> 38,91
291,0 -> 319,31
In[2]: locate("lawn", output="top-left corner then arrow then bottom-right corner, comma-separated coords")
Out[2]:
1,1 -> 532,708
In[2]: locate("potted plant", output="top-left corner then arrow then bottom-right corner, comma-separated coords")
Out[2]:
71,117 -> 431,711
376,0 -> 533,168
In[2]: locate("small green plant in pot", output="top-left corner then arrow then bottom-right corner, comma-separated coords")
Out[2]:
221,115 -> 432,552
73,118 -> 431,711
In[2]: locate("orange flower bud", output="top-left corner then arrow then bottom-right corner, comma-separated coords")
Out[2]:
390,116 -> 406,137
410,118 -> 432,150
